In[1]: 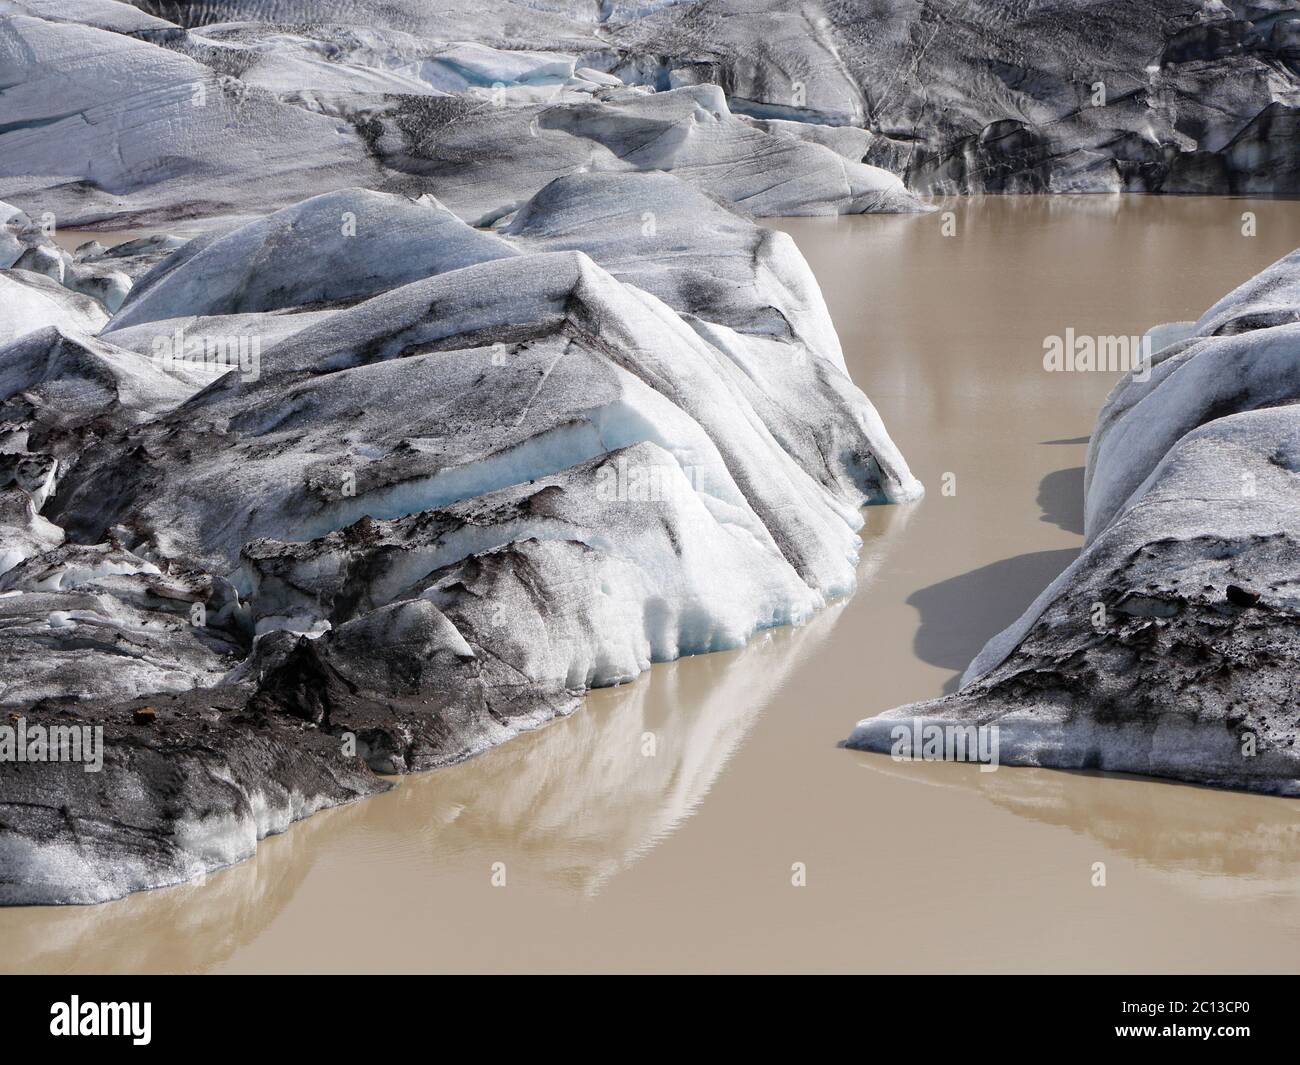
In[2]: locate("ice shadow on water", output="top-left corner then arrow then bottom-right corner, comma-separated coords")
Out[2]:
1037,465 -> 1085,535
908,548 -> 1079,693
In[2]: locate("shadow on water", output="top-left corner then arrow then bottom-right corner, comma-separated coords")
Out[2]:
1037,466 -> 1085,535
908,548 -> 1079,693
908,451 -> 1086,693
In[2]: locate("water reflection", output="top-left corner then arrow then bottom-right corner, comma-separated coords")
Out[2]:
853,755 -> 1300,899
0,798 -> 337,974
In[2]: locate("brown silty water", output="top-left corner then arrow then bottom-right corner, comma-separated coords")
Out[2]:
2,196 -> 1298,974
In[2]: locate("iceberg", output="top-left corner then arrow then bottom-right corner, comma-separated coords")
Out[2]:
1,169 -> 919,902
847,250 -> 1300,795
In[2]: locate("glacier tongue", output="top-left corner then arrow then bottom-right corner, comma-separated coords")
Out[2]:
21,0 -> 1300,201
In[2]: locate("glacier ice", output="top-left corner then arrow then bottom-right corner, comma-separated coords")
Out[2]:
107,188 -> 520,330
1,164 -> 919,902
0,11 -> 922,229
846,249 -> 1300,795
0,271 -> 109,344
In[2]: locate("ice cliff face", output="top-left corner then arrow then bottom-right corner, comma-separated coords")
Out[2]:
0,168 -> 919,902
846,252 -> 1300,795
610,0 -> 1300,194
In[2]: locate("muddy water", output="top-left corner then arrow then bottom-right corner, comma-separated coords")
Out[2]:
4,196 -> 1300,974
46,228 -> 158,253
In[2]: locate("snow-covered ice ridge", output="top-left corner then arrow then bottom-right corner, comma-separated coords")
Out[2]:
847,253 -> 1300,796
0,156 -> 921,902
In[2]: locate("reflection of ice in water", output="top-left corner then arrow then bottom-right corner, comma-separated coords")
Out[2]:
853,754 -> 1300,900
0,501 -> 915,971
400,602 -> 844,896
385,500 -> 915,896
0,793 -> 333,974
